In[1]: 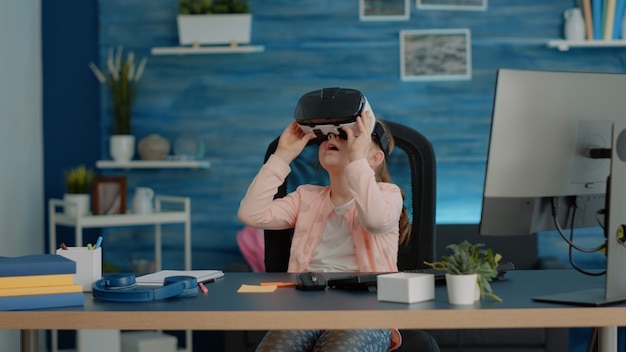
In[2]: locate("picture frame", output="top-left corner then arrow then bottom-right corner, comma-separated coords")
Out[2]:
416,0 -> 487,11
360,0 -> 410,21
92,177 -> 127,215
399,28 -> 472,82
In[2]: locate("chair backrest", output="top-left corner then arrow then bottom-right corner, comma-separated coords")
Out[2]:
262,119 -> 437,272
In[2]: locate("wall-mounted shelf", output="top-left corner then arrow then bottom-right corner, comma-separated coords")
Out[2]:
151,45 -> 265,55
547,39 -> 626,51
96,160 -> 211,169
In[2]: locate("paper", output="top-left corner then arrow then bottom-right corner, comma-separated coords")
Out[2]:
136,270 -> 224,286
237,284 -> 278,293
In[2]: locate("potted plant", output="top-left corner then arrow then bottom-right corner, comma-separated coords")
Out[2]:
89,46 -> 148,162
176,0 -> 252,47
64,165 -> 96,217
425,240 -> 503,304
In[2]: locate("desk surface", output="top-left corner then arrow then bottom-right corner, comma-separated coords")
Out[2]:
1,270 -> 626,331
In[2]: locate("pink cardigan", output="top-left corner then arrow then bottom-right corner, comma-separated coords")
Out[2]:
238,154 -> 402,273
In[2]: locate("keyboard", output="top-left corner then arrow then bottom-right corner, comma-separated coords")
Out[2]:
326,262 -> 515,291
405,261 -> 515,281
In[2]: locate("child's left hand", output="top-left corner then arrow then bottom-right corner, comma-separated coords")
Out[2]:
344,110 -> 374,161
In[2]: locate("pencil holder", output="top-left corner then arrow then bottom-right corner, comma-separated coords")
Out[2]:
56,247 -> 102,292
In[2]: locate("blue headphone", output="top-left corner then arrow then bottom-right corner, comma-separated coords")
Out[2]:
92,273 -> 198,302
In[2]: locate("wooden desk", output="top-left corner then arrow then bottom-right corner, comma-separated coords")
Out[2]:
1,270 -> 624,351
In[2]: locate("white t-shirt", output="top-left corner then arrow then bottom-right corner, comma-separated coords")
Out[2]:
307,199 -> 358,272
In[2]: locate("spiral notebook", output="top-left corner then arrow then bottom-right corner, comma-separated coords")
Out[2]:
135,270 -> 224,287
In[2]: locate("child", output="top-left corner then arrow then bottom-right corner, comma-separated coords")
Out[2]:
238,96 -> 408,351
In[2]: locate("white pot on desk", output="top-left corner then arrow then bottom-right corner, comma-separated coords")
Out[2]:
445,273 -> 479,305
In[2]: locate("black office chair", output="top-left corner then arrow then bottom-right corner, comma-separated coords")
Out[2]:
262,119 -> 437,272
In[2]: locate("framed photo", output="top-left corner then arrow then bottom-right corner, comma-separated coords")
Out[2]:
92,177 -> 127,215
399,29 -> 471,81
417,0 -> 487,11
360,0 -> 410,21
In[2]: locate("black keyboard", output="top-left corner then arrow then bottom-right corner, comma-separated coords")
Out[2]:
326,262 -> 515,291
405,261 -> 515,281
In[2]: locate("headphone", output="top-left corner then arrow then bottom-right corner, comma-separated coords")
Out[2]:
92,273 -> 199,302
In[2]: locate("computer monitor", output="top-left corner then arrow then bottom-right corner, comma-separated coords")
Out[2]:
480,68 -> 626,306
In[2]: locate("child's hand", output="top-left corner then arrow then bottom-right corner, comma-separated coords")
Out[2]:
344,110 -> 374,162
274,121 -> 316,164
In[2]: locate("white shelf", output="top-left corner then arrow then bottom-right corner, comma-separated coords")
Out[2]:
51,210 -> 189,227
547,39 -> 626,51
151,45 -> 265,55
96,160 -> 211,169
49,196 -> 191,271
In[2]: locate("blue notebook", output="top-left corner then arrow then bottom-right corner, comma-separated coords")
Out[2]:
0,254 -> 76,277
0,292 -> 84,311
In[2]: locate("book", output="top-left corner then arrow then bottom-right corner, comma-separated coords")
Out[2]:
605,0 -> 617,40
593,0 -> 604,40
135,270 -> 224,287
0,254 -> 76,277
583,0 -> 595,39
613,0 -> 626,38
0,284 -> 82,298
0,292 -> 84,311
0,274 -> 74,289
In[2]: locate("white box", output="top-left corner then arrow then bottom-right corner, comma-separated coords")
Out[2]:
121,331 -> 177,352
377,272 -> 435,303
56,247 -> 102,292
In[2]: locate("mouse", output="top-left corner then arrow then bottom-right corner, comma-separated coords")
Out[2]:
296,272 -> 327,291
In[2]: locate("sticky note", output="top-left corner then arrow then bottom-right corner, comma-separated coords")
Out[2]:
237,284 -> 278,293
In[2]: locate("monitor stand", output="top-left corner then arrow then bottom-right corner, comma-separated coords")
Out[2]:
534,122 -> 626,306
533,122 -> 626,352
532,287 -> 626,307
532,122 -> 626,352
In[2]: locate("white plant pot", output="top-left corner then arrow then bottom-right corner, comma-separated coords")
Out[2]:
64,193 -> 91,217
445,273 -> 479,305
177,14 -> 252,46
110,135 -> 135,162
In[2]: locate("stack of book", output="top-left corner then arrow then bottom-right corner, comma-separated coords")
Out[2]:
0,254 -> 84,310
581,0 -> 626,40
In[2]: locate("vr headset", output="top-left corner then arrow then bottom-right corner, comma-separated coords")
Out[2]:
294,87 -> 389,155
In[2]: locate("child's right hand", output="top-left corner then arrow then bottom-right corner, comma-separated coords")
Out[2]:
274,121 -> 316,164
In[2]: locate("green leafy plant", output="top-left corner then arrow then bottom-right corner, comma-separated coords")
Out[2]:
425,240 -> 503,302
88,46 -> 148,135
178,0 -> 249,14
64,165 -> 96,194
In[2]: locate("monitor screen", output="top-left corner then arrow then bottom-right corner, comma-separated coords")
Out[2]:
480,69 -> 626,236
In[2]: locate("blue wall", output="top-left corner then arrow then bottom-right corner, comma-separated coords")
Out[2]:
45,0 -> 626,272
42,0 -> 101,257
